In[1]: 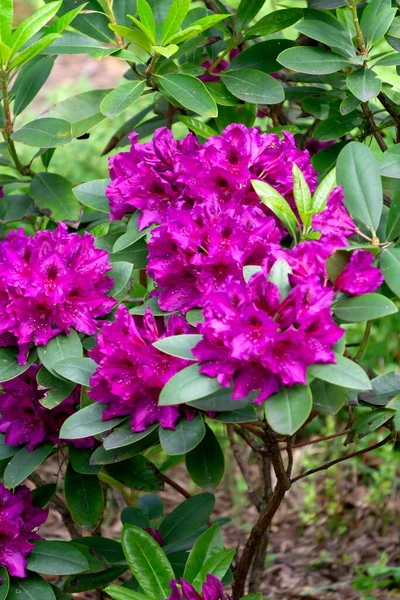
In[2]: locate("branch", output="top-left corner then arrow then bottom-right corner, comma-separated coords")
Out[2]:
291,433 -> 394,484
354,320 -> 372,362
378,91 -> 400,143
163,474 -> 192,499
361,102 -> 388,152
292,429 -> 350,449
227,425 -> 261,509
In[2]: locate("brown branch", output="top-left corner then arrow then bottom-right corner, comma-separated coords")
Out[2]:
240,423 -> 265,440
163,474 -> 192,499
361,102 -> 388,152
377,91 -> 400,143
286,439 -> 294,478
227,425 -> 260,509
291,434 -> 394,484
292,429 -> 351,449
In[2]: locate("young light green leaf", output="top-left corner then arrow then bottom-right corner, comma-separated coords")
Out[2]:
251,179 -> 298,238
312,167 -> 336,213
100,81 -> 145,118
292,163 -> 312,226
10,1 -> 62,54
179,116 -> 218,138
128,15 -> 156,45
137,0 -> 157,42
0,0 -> 13,46
184,524 -> 223,582
162,0 -> 191,44
152,44 -> 179,58
109,24 -> 152,53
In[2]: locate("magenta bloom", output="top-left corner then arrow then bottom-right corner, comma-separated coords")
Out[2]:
145,527 -> 164,546
89,305 -> 200,432
0,224 -> 116,364
0,483 -> 47,579
0,365 -> 95,451
192,266 -> 344,404
167,575 -> 231,600
335,250 -> 383,296
312,187 -> 357,238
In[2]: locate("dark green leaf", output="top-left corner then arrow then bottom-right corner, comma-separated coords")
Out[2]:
347,69 -> 381,102
65,462 -> 104,528
104,586 -> 147,600
158,73 -> 217,117
4,443 -> 54,488
205,82 -> 237,107
351,408 -> 395,440
380,248 -> 400,296
44,0 -> 114,43
53,357 -> 97,386
104,423 -> 158,450
37,368 -> 76,409
159,364 -> 222,406
265,385 -> 312,435
245,9 -> 303,37
308,354 -> 372,390
90,432 -> 159,465
69,444 -> 101,475
65,567 -> 127,594
162,0 -> 191,43
13,56 -> 55,116
121,525 -> 174,599
8,574 -> 56,600
340,94 -> 360,115
31,483 -> 57,508
108,261 -> 133,299
360,371 -> 400,406
295,19 -> 354,58
27,541 -> 89,575
361,0 -> 395,47
227,40 -> 294,74
121,506 -> 151,529
221,69 -> 284,105
113,213 -> 146,252
313,112 -> 361,142
185,425 -> 224,490
12,118 -> 72,148
311,379 -> 346,414
37,329 -> 83,377
160,493 -> 215,546
59,403 -> 125,440
333,293 -> 397,322
214,406 -> 257,423
30,172 -> 82,227
42,89 -> 109,138
101,81 -> 146,118
0,567 -> 9,600
73,178 -> 110,213
0,347 -> 36,382
105,456 -> 164,491
160,414 -> 205,455
311,141 -> 348,180
137,493 -> 163,519
278,47 -> 349,74
188,388 -> 253,412
236,0 -> 265,28
75,536 -> 126,565
378,145 -> 400,179
336,142 -> 382,232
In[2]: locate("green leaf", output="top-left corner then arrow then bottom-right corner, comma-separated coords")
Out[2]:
43,89 -> 109,138
90,432 -> 159,465
311,140 -> 348,180
160,414 -> 205,455
52,357 -> 97,386
0,567 -> 9,600
101,81 -> 146,118
159,364 -> 221,406
0,0 -> 13,46
346,69 -> 381,102
159,493 -> 215,546
59,403 -> 125,440
163,26 -> 201,46
188,389 -> 253,412
311,379 -> 346,414
265,385 -> 312,435
65,462 -> 104,528
46,4 -> 87,34
104,423 -> 158,451
162,0 -> 191,43
9,33 -> 61,69
27,540 -> 89,575
336,142 -> 382,232
179,116 -> 217,139
386,189 -> 400,241
152,44 -> 178,58
69,444 -> 101,475
360,371 -> 400,406
158,73 -> 217,117
295,19 -> 354,58
227,39 -> 295,75
351,408 -> 395,440
292,163 -> 312,225
312,168 -> 336,213
11,118 -> 72,147
75,536 -> 126,565
137,0 -> 156,41
73,178 -> 110,213
205,82 -> 237,107
184,524 -> 223,582
333,294 -> 397,322
0,347 -> 36,383
379,248 -> 400,296
31,483 -> 57,508
105,587 -> 148,600
153,334 -> 202,361
340,94 -> 360,115
108,261 -> 133,299
378,145 -> 400,179
220,69 -> 284,105
251,179 -> 298,238
4,443 -> 54,488
65,567 -> 127,594
121,525 -> 175,600
268,258 -> 292,302
105,456 -> 164,491
278,47 -> 349,75
113,214 -> 146,254
30,172 -> 82,227
0,42 -> 12,63
313,112 -> 361,142
192,549 -> 235,589
245,8 -> 303,37
0,435 -> 21,460
214,406 -> 257,423
109,24 -> 151,52
236,0 -> 266,28
8,574 -> 56,600
361,0 -> 395,47
10,1 -> 62,54
37,329 -> 83,377
37,368 -> 76,409
185,425 -> 224,491
13,56 -> 55,116
308,354 -> 372,390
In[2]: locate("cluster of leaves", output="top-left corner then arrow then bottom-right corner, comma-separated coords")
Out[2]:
0,0 -> 400,598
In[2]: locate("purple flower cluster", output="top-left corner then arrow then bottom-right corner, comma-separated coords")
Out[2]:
89,305 -> 198,432
0,223 -> 116,364
0,483 -> 47,579
167,575 -> 231,600
0,365 -> 95,451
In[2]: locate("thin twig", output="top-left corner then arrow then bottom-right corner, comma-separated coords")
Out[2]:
361,103 -> 388,152
163,474 -> 192,499
286,439 -> 294,478
227,425 -> 260,509
291,434 -> 394,484
292,429 -> 351,449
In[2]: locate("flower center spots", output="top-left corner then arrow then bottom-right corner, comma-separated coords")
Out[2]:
46,263 -> 59,281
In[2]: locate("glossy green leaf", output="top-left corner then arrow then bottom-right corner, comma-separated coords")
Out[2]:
105,456 -> 164,491
113,214 -> 146,252
214,406 -> 257,423
295,19 -> 354,57
9,33 -> 61,69
185,425 -> 224,490
184,524 -> 223,582
380,248 -> 400,296
160,493 -> 215,546
160,414 -> 205,455
227,39 -> 294,74
8,574 -> 56,600
105,586 -> 148,600
10,1 -> 62,54
311,379 -> 346,414
336,142 -> 382,232
245,8 -> 303,37
46,3 -> 87,34
137,0 -> 156,40
308,354 -> 372,390
158,73 -> 217,117
65,462 -> 104,528
268,258 -> 292,301
179,116 -> 217,138
4,443 -> 54,488
101,81 -> 146,118
73,178 -> 110,213
205,82 -> 237,107
192,549 -> 235,589
27,540 -> 89,575
45,0 -> 113,43
121,525 -> 174,599
159,364 -> 221,406
0,0 -> 13,46
42,89 -> 109,138
69,444 -> 101,475
30,172 -> 81,227
37,329 -> 83,377
104,423 -> 158,451
361,0 -> 395,46
13,56 -> 55,116
52,357 -> 97,386
334,294 -> 397,322
65,567 -> 127,594
109,25 -> 151,52
221,69 -> 284,105
278,47 -> 349,74
312,168 -> 336,213
347,69 -> 381,102
236,0 -> 265,28
292,163 -> 312,225
0,347 -> 36,382
162,0 -> 191,43
12,118 -> 72,147
108,261 -> 133,299
265,385 -> 312,435
75,536 -> 126,565
60,403 -> 125,440
378,145 -> 400,179
251,179 -> 298,238
313,112 -> 361,142
0,567 -> 9,600
153,334 -> 202,361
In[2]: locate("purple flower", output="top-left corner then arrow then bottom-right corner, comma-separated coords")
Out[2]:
167,575 -> 231,600
335,249 -> 383,296
144,527 -> 164,546
0,223 -> 116,363
305,139 -> 334,156
192,267 -> 344,404
0,365 -> 95,451
89,305 -> 202,432
0,187 -> 3,198
0,483 -> 47,579
312,187 -> 357,238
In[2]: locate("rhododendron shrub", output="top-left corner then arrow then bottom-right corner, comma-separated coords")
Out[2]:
0,0 -> 399,598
